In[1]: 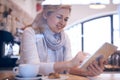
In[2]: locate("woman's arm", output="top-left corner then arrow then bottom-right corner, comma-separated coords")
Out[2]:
20,27 -> 55,75
20,27 -> 40,64
54,52 -> 87,73
69,58 -> 105,77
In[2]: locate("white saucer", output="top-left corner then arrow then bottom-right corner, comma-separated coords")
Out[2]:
15,75 -> 42,80
41,75 -> 69,80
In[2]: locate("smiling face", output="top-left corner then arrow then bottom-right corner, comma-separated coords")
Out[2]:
44,8 -> 70,33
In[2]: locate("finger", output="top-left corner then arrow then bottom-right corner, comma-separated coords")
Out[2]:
94,61 -> 104,73
87,66 -> 97,76
90,62 -> 99,72
77,52 -> 86,62
99,58 -> 105,70
88,61 -> 103,75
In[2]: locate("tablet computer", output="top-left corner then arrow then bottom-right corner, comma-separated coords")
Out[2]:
79,42 -> 118,71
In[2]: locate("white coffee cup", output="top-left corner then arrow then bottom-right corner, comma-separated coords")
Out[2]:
13,64 -> 39,78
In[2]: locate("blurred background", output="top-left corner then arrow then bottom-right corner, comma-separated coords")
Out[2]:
0,0 -> 120,72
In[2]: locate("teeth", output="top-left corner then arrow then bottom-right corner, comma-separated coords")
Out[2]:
58,26 -> 61,28
57,24 -> 64,29
58,26 -> 63,29
59,27 -> 63,29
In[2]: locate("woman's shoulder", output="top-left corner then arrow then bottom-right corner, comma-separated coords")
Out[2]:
24,27 -> 44,36
24,27 -> 34,32
23,27 -> 36,34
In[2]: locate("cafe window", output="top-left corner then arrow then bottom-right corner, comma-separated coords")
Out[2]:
65,24 -> 82,57
113,14 -> 120,49
83,16 -> 111,54
65,13 -> 120,57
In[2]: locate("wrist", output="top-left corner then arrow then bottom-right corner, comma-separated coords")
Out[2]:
54,61 -> 73,73
66,61 -> 73,68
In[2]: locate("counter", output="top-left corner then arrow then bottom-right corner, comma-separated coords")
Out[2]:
88,72 -> 120,80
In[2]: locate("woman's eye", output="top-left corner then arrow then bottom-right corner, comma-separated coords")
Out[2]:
56,16 -> 69,22
57,16 -> 62,19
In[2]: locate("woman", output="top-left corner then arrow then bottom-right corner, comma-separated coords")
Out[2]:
19,5 -> 105,76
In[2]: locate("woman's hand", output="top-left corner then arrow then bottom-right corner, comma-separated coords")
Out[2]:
69,57 -> 106,77
86,58 -> 105,76
54,51 -> 89,73
69,51 -> 87,68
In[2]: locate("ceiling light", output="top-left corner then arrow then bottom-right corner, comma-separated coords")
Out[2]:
89,3 -> 106,9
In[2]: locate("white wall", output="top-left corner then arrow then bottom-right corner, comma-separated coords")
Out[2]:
67,4 -> 119,27
10,0 -> 120,27
118,5 -> 120,27
12,0 -> 37,18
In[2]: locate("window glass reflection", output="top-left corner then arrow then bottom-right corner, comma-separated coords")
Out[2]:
65,24 -> 82,57
84,17 -> 111,55
113,14 -> 120,49
66,14 -> 119,57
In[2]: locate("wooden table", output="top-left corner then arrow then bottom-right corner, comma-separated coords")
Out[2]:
0,70 -> 89,80
0,71 -> 14,80
1,70 -> 120,80
63,74 -> 89,80
88,72 -> 120,80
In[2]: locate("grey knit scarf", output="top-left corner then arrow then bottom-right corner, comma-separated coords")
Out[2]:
36,24 -> 67,62
43,24 -> 65,51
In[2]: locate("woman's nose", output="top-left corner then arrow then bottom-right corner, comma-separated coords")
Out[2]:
59,19 -> 66,28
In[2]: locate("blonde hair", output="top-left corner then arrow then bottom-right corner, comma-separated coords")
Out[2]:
32,5 -> 71,34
